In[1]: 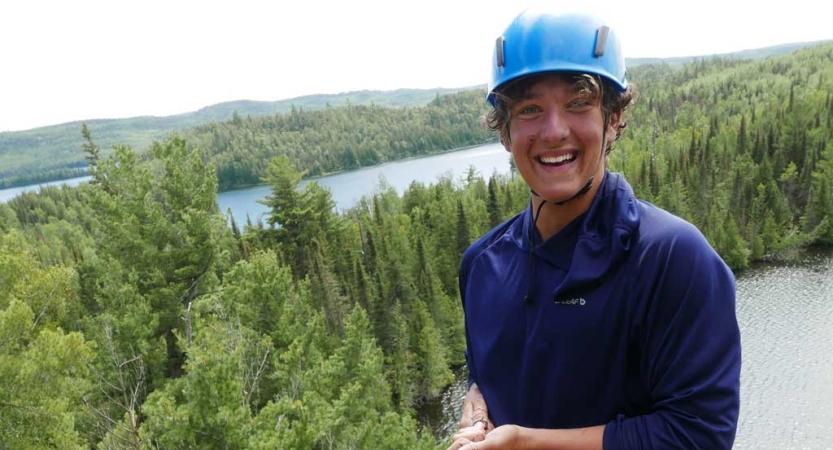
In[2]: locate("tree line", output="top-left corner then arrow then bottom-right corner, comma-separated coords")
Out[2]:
0,87 -> 472,190
184,91 -> 496,190
0,43 -> 831,448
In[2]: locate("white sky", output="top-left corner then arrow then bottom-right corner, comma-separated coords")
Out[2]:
1,0 -> 831,132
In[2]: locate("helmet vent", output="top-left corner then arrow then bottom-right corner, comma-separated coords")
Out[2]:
594,26 -> 610,57
496,36 -> 506,67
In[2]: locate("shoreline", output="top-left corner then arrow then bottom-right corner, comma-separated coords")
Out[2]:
0,141 -> 502,203
219,140 -> 500,192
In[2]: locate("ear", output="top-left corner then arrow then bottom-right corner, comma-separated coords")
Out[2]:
606,110 -> 622,143
500,128 -> 512,152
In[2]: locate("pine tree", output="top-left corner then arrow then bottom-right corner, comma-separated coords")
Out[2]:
487,175 -> 502,227
456,198 -> 470,257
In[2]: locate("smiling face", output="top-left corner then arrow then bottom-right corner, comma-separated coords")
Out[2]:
502,73 -> 620,209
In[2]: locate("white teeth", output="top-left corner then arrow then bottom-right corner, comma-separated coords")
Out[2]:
540,154 -> 575,164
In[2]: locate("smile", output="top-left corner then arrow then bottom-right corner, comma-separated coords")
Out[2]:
537,152 -> 576,166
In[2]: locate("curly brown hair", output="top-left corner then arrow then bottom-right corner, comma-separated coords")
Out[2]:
484,72 -> 636,154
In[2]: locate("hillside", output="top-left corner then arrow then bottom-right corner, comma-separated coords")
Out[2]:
626,39 -> 832,68
184,89 -> 495,191
1,39 -> 829,189
0,87 -> 475,188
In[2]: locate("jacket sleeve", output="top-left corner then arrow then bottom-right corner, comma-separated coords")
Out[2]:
459,243 -> 480,388
603,227 -> 742,450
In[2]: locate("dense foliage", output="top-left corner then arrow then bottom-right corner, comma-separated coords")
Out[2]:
0,43 -> 831,448
184,91 -> 495,190
611,43 -> 833,268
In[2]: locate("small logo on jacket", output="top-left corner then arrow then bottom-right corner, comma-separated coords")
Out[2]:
553,297 -> 586,306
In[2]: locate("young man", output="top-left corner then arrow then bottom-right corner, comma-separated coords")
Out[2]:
447,8 -> 741,450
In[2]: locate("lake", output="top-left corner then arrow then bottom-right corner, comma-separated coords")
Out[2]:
216,143 -> 512,226
0,175 -> 93,203
0,143 -> 512,227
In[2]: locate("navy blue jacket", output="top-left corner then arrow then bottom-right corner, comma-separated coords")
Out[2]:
459,171 -> 741,449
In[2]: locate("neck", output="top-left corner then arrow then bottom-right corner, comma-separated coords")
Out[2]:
531,170 -> 605,241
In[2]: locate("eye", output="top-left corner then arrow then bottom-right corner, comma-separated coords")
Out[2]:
517,104 -> 541,115
568,98 -> 591,109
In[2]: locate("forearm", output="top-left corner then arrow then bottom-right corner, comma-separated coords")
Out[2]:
603,405 -> 739,450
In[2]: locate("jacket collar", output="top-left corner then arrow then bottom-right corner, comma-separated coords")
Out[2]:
515,170 -> 641,292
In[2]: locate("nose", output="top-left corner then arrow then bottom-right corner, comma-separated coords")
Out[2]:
539,109 -> 569,144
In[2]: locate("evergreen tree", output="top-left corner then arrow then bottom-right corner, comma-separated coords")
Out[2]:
487,175 -> 502,227
456,198 -> 470,257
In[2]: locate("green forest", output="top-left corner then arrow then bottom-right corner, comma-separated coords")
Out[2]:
1,43 -> 832,449
183,90 -> 495,190
0,87 -> 475,190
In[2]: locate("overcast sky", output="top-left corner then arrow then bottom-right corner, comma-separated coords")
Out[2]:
2,0 -> 831,132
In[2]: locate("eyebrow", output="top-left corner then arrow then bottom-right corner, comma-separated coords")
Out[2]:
516,84 -> 592,102
517,90 -> 544,101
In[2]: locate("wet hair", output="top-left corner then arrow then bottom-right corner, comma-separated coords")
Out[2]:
484,72 -> 636,154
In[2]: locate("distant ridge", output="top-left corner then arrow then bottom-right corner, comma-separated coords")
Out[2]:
0,87 -> 475,189
626,39 -> 833,68
1,40 -> 830,189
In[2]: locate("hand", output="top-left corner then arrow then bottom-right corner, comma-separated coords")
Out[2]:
459,383 -> 494,433
446,425 -> 522,450
447,421 -> 487,449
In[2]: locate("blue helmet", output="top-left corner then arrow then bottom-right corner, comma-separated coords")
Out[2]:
488,8 -> 628,106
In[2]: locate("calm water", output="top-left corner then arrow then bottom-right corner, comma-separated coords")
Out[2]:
217,143 -> 511,226
0,144 -> 511,225
0,176 -> 92,203
424,247 -> 833,450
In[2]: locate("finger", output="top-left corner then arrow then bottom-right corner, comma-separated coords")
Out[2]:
451,423 -> 486,442
453,422 -> 484,437
446,437 -> 473,450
